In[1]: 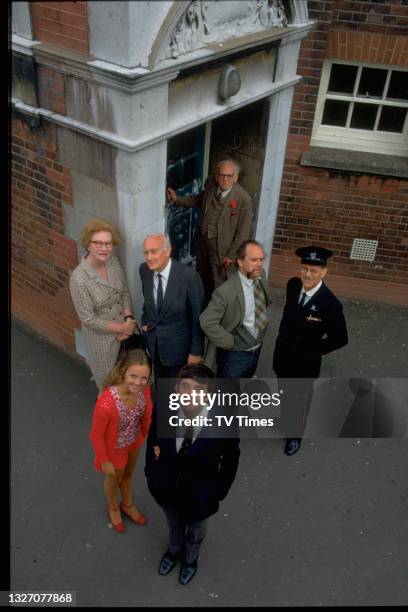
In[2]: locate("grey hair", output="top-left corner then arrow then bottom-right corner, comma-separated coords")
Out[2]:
216,159 -> 241,175
143,233 -> 172,250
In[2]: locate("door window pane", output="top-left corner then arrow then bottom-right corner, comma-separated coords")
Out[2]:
378,106 -> 407,132
350,103 -> 379,130
357,67 -> 387,98
327,63 -> 358,95
386,71 -> 408,102
322,99 -> 350,126
167,133 -> 185,164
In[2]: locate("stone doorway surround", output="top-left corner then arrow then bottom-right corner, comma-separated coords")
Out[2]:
12,1 -> 313,338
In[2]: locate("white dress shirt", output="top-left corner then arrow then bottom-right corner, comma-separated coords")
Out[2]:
176,405 -> 208,452
299,280 -> 322,305
153,258 -> 172,307
217,186 -> 233,199
238,271 -> 258,339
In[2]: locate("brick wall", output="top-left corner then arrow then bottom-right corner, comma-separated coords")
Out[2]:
31,1 -> 89,55
270,0 -> 408,306
37,66 -> 67,115
11,115 -> 80,350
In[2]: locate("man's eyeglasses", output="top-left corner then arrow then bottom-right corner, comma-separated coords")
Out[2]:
217,173 -> 236,179
90,241 -> 113,248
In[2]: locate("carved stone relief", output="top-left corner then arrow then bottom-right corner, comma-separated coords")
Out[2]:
168,0 -> 289,59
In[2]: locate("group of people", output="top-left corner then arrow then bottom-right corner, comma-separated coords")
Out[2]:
69,159 -> 348,585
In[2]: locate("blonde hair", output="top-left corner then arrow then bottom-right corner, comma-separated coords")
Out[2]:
103,350 -> 152,389
80,218 -> 121,251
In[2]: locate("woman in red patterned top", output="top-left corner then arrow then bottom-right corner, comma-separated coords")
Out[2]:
90,349 -> 153,533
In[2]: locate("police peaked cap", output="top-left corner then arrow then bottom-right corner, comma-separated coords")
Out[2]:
295,245 -> 333,266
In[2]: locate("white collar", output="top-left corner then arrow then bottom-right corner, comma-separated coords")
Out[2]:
178,404 -> 209,439
217,186 -> 233,199
155,258 -> 172,281
302,280 -> 322,298
238,271 -> 256,287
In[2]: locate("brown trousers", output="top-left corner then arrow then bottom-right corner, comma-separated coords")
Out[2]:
196,235 -> 235,303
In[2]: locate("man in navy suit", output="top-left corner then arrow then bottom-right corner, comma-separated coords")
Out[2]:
140,234 -> 205,381
145,364 -> 240,585
273,246 -> 348,456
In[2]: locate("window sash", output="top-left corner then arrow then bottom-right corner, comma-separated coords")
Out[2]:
312,59 -> 408,155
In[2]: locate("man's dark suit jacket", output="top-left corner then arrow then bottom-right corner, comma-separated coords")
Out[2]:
273,277 -> 348,379
145,404 -> 240,523
139,259 -> 205,366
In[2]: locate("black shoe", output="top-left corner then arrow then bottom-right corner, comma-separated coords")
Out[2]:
179,559 -> 198,585
158,551 -> 179,576
284,438 -> 301,456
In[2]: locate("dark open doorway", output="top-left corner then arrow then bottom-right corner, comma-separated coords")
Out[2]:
165,98 -> 269,265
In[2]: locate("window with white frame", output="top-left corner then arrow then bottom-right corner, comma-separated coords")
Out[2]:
311,60 -> 408,156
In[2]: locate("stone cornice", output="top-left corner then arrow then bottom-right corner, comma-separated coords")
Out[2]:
11,34 -> 39,57
12,23 -> 312,92
12,74 -> 301,153
86,60 -> 180,94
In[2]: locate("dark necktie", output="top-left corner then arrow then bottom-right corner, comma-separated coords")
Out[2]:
254,279 -> 268,330
178,425 -> 194,457
156,273 -> 163,314
298,291 -> 308,308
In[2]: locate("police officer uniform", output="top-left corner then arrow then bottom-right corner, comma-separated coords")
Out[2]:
273,246 -> 348,455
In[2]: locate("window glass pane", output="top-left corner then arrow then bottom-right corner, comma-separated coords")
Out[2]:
386,71 -> 408,102
167,131 -> 197,163
183,156 -> 197,186
357,68 -> 387,99
378,106 -> 407,132
166,161 -> 183,191
322,99 -> 350,126
327,64 -> 358,95
350,103 -> 379,130
167,133 -> 185,163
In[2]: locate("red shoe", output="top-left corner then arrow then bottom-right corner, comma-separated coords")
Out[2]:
107,505 -> 125,533
120,502 -> 148,526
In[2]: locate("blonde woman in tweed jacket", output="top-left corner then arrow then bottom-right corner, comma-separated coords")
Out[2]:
70,219 -> 136,392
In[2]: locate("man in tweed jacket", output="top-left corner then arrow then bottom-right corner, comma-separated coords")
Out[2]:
167,160 -> 253,299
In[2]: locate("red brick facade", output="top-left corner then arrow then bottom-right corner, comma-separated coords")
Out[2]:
270,0 -> 408,306
37,66 -> 67,115
11,116 -> 79,350
11,0 -> 407,361
31,1 -> 89,55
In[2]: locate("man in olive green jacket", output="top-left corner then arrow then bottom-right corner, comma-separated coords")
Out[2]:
199,240 -> 270,378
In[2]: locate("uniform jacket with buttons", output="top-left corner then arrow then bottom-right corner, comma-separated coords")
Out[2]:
273,277 -> 348,379
145,402 -> 240,522
70,255 -> 133,390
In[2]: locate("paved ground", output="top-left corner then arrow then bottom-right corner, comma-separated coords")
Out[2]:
10,291 -> 408,607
